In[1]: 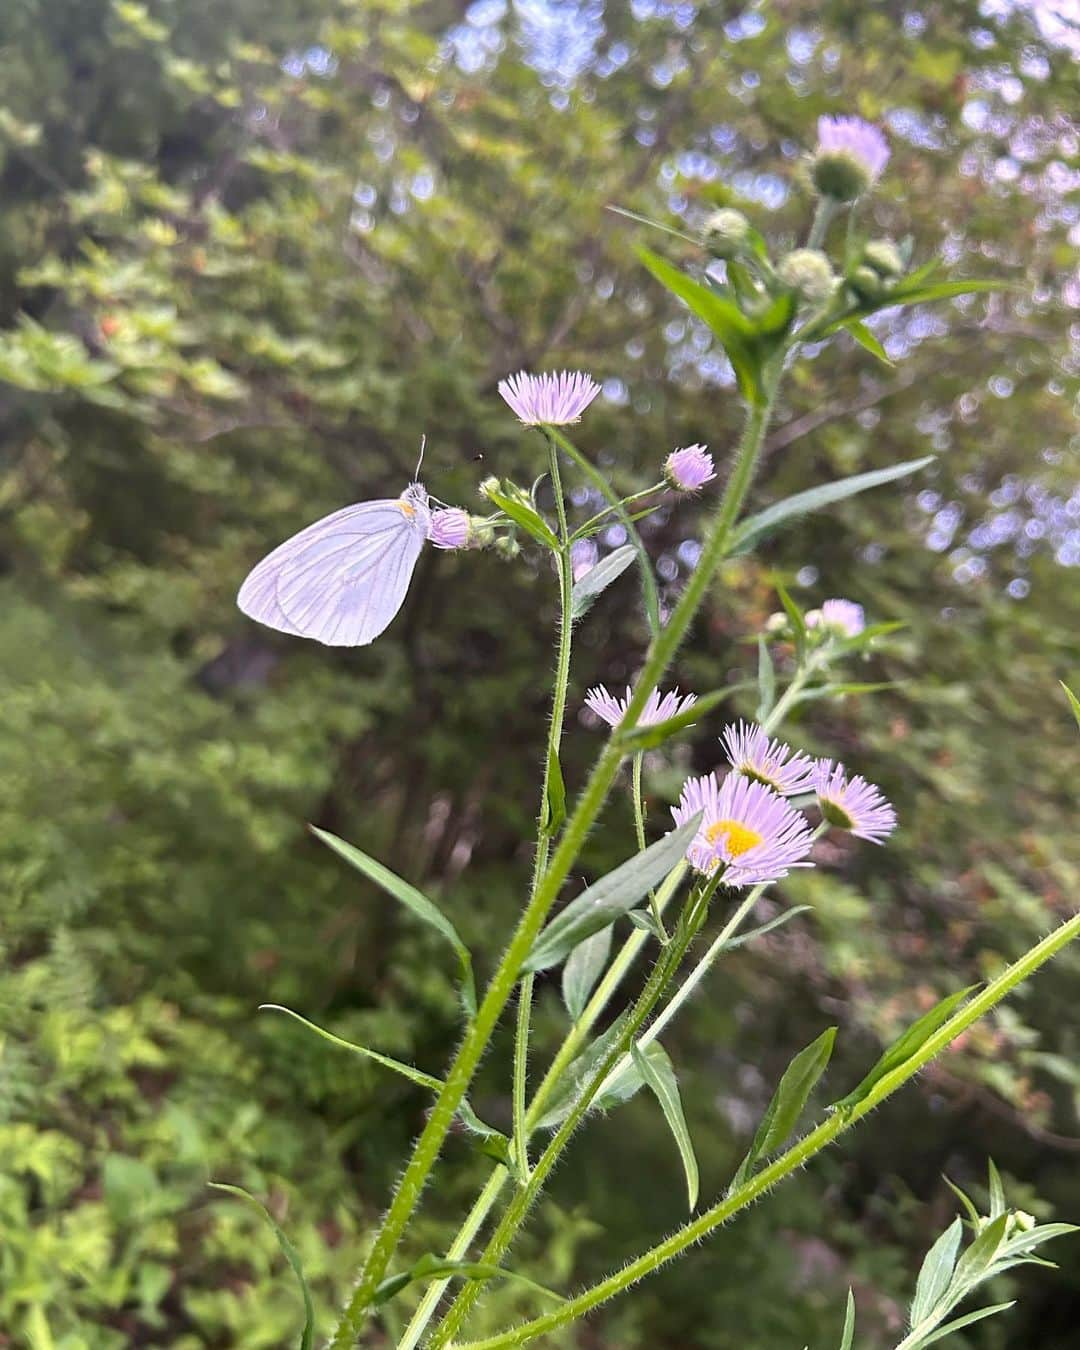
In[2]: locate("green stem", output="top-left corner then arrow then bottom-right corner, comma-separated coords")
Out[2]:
548,428 -> 662,636
432,905 -> 707,1348
452,911 -> 1080,1349
570,482 -> 666,543
632,753 -> 667,941
332,375 -> 780,1345
807,197 -> 836,251
511,973 -> 533,1182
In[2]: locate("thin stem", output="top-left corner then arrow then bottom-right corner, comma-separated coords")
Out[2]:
549,428 -> 662,637
332,372 -> 781,1344
453,910 -> 1080,1348
806,197 -> 836,250
570,482 -> 666,543
632,752 -> 667,941
511,974 -> 533,1182
432,913 -> 703,1348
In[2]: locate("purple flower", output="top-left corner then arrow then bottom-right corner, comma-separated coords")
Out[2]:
813,759 -> 897,844
497,370 -> 601,426
672,771 -> 815,886
721,721 -> 815,795
817,115 -> 890,181
665,444 -> 716,493
813,116 -> 890,200
584,684 -> 697,730
807,598 -> 865,638
429,507 -> 471,550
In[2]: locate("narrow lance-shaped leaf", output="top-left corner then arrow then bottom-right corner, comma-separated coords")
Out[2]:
773,579 -> 807,656
1061,681 -> 1080,732
637,245 -> 764,405
370,1252 -> 565,1310
917,1302 -> 1017,1348
310,826 -> 476,1018
570,543 -> 637,619
259,1004 -> 443,1093
523,821 -> 698,973
485,482 -> 560,551
731,1027 -> 836,1191
839,1289 -> 856,1350
717,905 -> 812,954
632,1041 -> 699,1211
561,925 -> 613,1023
832,986 -> 977,1112
909,1217 -> 963,1328
729,456 -> 936,556
541,745 -> 566,838
847,319 -> 894,366
208,1183 -> 315,1350
617,684 -> 757,752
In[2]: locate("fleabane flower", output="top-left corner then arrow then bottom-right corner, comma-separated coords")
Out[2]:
721,721 -> 815,796
665,444 -> 716,492
813,759 -> 897,844
584,684 -> 697,730
672,772 -> 815,886
429,507 -> 471,550
812,115 -> 890,201
806,598 -> 865,638
497,370 -> 601,426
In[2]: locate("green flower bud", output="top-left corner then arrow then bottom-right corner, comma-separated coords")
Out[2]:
1011,1210 -> 1037,1234
478,475 -> 501,501
703,208 -> 751,258
777,249 -> 836,304
848,265 -> 885,301
764,611 -> 788,634
864,239 -> 904,278
811,151 -> 873,203
494,533 -> 521,560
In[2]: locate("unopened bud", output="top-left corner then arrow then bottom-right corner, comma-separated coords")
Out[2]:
849,265 -> 884,301
703,208 -> 750,258
765,611 -> 788,634
864,239 -> 904,278
777,249 -> 836,304
478,475 -> 501,501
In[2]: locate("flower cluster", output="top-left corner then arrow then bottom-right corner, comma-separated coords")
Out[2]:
668,717 -> 896,886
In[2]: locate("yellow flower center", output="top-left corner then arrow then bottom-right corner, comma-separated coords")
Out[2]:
705,818 -> 763,858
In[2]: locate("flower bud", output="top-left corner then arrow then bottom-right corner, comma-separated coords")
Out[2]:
494,534 -> 521,560
849,265 -> 885,302
478,475 -> 502,502
664,443 -> 716,493
863,239 -> 904,278
1011,1210 -> 1037,1234
429,507 -> 471,551
765,611 -> 788,634
703,208 -> 750,257
811,116 -> 890,202
777,249 -> 836,304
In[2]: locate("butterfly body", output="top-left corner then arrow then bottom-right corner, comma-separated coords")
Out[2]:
238,483 -> 431,647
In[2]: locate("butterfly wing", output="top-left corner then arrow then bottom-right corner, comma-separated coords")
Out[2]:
238,495 -> 429,646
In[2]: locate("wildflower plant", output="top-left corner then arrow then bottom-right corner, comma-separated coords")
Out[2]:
225,116 -> 1078,1348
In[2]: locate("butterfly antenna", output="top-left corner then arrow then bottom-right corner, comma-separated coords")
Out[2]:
414,434 -> 427,482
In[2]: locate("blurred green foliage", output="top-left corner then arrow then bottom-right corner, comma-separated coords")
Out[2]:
0,0 -> 1076,1345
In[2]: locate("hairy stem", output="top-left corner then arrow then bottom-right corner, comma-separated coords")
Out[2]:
332,371 -> 780,1344
453,911 -> 1080,1348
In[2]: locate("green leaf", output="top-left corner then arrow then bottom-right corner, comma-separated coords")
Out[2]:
839,1289 -> 856,1350
943,1175 -> 981,1227
729,456 -> 936,555
1061,681 -> 1080,731
910,1217 -> 963,1327
717,905 -> 812,953
570,544 -> 637,619
917,1302 -> 1016,1347
310,826 -> 476,1018
732,1027 -> 836,1190
986,1158 -> 1007,1220
847,319 -> 893,365
774,580 -> 807,655
638,246 -> 764,404
486,483 -> 560,550
208,1183 -> 315,1350
522,825 -> 697,973
371,1252 -> 565,1309
561,925 -> 613,1023
258,1004 -> 443,1092
606,202 -> 702,247
952,1211 -> 1010,1287
890,277 -> 1006,307
533,1012 -> 635,1129
755,634 -> 775,721
632,1042 -> 699,1211
833,986 -> 977,1112
616,684 -> 756,751
542,745 -> 566,838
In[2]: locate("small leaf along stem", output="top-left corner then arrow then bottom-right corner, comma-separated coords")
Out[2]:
451,910 -> 1080,1349
632,751 -> 668,942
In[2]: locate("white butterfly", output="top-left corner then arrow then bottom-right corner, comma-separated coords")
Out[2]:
237,483 -> 432,647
